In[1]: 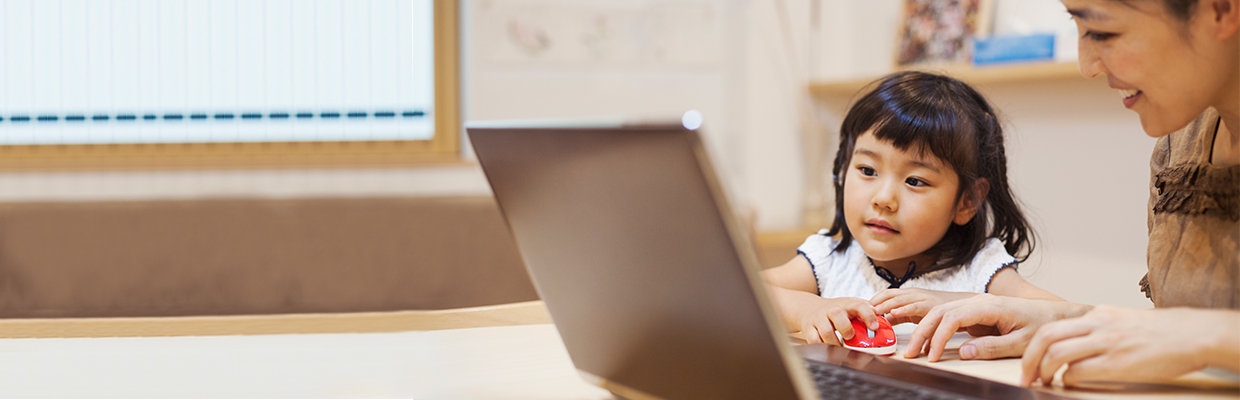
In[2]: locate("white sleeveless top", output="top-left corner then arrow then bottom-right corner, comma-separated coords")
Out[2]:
797,230 -> 1018,299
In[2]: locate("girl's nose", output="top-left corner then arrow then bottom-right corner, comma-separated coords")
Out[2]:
872,182 -> 898,213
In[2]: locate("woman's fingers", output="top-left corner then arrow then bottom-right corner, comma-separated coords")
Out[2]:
964,324 -> 1000,338
885,314 -> 921,325
903,304 -> 948,358
957,328 -> 1028,360
1035,335 -> 1110,386
927,310 -> 966,362
924,300 -> 1015,362
902,295 -> 1021,360
1059,354 -> 1119,387
1020,318 -> 1099,386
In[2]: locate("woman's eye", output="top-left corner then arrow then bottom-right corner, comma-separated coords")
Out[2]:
858,166 -> 876,176
905,177 -> 927,187
1082,31 -> 1115,42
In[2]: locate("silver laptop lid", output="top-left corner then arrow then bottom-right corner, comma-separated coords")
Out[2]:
468,120 -> 818,400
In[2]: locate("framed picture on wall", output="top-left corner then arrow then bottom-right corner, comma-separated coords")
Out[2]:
895,0 -> 994,68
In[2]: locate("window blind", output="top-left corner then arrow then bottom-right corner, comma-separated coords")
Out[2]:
0,0 -> 434,145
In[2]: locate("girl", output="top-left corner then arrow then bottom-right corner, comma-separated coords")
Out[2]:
763,71 -> 1064,345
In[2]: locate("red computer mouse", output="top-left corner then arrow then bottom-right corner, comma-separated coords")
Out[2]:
834,316 -> 897,356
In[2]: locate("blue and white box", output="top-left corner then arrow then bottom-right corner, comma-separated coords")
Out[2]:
972,34 -> 1057,66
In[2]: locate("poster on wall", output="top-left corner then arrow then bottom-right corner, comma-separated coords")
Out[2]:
895,0 -> 994,68
473,0 -> 722,70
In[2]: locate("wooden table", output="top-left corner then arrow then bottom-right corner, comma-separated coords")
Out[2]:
0,302 -> 1233,398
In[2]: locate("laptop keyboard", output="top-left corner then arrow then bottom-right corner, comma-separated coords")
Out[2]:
807,360 -> 967,400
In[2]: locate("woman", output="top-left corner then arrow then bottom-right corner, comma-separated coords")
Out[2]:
898,0 -> 1239,387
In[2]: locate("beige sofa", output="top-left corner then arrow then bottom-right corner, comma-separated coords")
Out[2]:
0,196 -> 538,318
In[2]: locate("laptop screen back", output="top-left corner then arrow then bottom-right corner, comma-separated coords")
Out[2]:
470,123 -> 815,400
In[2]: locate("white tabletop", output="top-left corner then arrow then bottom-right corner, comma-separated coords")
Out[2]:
0,324 -> 606,399
0,322 -> 1233,399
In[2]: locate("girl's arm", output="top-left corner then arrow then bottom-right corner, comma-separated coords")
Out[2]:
762,257 -> 879,342
985,267 -> 1064,301
763,256 -> 825,333
762,256 -> 819,293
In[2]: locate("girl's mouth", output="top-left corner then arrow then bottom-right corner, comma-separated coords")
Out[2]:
865,220 -> 900,235
1119,89 -> 1142,109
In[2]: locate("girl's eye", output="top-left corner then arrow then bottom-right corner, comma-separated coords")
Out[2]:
858,166 -> 876,176
905,177 -> 928,187
1082,31 -> 1116,42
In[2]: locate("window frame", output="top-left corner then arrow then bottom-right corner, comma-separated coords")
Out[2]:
0,0 -> 460,171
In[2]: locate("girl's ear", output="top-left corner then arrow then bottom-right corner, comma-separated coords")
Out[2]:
953,178 -> 990,225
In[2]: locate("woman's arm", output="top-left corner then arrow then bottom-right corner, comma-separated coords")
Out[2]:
985,267 -> 1064,301
871,266 -> 1065,324
1206,309 -> 1240,373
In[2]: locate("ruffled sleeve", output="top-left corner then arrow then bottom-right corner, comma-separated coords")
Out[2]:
796,229 -> 838,296
968,238 -> 1019,294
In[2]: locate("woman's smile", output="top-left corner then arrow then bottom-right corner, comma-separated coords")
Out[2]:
1119,89 -> 1142,108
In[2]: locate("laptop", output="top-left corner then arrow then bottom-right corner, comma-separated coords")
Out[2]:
467,117 -> 1072,400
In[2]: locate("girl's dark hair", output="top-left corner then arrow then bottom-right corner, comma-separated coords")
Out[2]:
825,71 -> 1035,269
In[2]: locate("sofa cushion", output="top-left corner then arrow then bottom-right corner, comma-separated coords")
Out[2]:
0,196 -> 538,318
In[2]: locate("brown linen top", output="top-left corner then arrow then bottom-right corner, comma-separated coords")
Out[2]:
1143,107 -> 1240,309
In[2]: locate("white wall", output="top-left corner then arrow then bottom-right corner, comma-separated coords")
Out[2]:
987,80 -> 1154,308
463,0 -> 805,230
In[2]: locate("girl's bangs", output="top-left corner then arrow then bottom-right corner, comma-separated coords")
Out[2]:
867,102 -> 976,178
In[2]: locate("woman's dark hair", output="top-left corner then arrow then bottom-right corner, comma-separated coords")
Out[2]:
824,71 -> 1035,269
1114,0 -> 1199,22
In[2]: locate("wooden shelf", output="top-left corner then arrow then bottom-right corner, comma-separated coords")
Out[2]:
808,62 -> 1083,99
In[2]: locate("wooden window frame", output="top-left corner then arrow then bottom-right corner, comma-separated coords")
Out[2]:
0,0 -> 461,171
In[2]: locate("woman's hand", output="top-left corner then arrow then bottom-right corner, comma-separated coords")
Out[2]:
1021,306 -> 1240,387
902,294 -> 1092,362
796,297 -> 881,345
869,288 -> 978,325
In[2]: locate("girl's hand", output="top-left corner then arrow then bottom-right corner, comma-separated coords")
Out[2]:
869,288 -> 978,325
797,297 -> 881,345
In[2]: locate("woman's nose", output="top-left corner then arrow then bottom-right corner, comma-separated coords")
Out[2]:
1077,41 -> 1106,78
